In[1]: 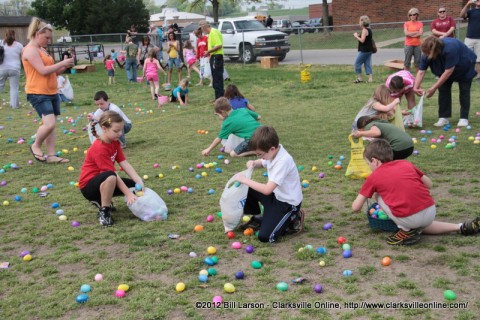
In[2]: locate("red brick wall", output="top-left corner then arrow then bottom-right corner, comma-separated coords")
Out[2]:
314,1 -> 468,25
309,4 -> 333,19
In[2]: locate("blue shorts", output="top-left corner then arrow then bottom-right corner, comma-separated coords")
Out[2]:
107,70 -> 114,77
234,140 -> 250,155
27,94 -> 61,117
168,57 -> 182,69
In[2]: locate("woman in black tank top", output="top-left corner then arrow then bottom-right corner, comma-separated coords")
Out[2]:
353,15 -> 373,83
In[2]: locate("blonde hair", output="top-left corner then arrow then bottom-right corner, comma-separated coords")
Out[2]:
214,97 -> 232,116
408,8 -> 420,19
179,78 -> 189,87
147,48 -> 156,60
372,84 -> 391,105
27,17 -> 52,40
91,111 -> 124,139
359,15 -> 370,27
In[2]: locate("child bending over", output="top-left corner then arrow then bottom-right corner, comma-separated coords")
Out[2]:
352,139 -> 479,245
224,84 -> 256,111
353,115 -> 414,159
79,111 -> 144,227
386,70 -> 416,110
202,97 -> 261,157
142,48 -> 166,100
169,78 -> 189,106
352,84 -> 401,131
235,126 -> 304,243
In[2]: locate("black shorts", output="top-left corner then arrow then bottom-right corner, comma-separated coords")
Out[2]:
80,171 -> 135,203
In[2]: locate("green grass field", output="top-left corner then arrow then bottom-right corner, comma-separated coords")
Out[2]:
0,63 -> 479,320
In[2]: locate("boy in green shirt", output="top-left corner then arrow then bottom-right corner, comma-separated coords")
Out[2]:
202,97 -> 261,157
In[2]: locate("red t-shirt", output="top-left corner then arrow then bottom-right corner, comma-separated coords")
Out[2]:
431,17 -> 456,37
105,59 -> 115,70
78,139 -> 126,189
359,160 -> 435,218
196,35 -> 209,59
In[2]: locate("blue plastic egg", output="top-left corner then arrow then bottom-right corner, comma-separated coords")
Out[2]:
235,271 -> 245,279
80,284 -> 91,293
204,257 -> 214,266
76,293 -> 89,303
316,247 -> 327,255
342,250 -> 352,258
198,274 -> 208,282
51,202 -> 60,209
343,270 -> 353,277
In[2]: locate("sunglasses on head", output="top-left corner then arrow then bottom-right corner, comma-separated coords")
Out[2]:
438,10 -> 446,13
409,13 -> 418,16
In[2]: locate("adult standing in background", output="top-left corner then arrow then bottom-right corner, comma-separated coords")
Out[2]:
124,36 -> 138,82
0,29 -> 23,109
431,6 -> 456,39
413,36 -> 476,128
353,15 -> 374,83
461,0 -> 480,80
22,17 -> 75,164
266,15 -> 273,28
137,36 -> 154,68
404,8 -> 423,72
200,21 -> 224,100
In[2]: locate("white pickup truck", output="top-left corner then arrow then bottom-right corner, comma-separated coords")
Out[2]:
217,18 -> 290,63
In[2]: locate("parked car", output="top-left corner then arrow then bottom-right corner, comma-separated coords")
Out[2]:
308,18 -> 322,32
272,19 -> 292,34
291,21 -> 315,34
57,36 -> 72,43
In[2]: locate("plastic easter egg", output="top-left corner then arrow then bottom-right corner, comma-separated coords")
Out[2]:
94,274 -> 103,281
215,168 -> 222,173
143,175 -> 149,180
217,211 -> 223,217
235,271 -> 245,279
80,284 -> 91,293
56,209 -> 64,215
381,256 -> 392,266
76,293 -> 89,303
189,252 -> 197,258
211,256 -> 219,264
1,180 -> 7,186
206,215 -> 214,222
208,268 -> 217,276
204,257 -> 214,266
40,185 -> 48,192
316,247 -> 327,255
23,254 -> 32,261
158,173 -> 164,179
342,250 -> 352,258
444,290 -> 457,301
59,215 -> 67,221
180,186 -> 188,192
227,231 -> 235,239
251,261 -> 262,269
311,166 -> 318,171
208,189 -> 215,195
276,282 -> 289,291
118,284 -> 129,292
243,228 -> 254,236
72,221 -> 80,227
343,270 -> 353,276
342,244 -> 351,251
334,164 -> 342,170
195,174 -> 201,179
207,246 -> 217,254
224,159 -> 230,165
319,260 -> 326,267
337,237 -> 347,244
213,295 -> 223,304
196,163 -> 203,169
3,200 -> 9,206
176,282 -> 186,292
431,144 -> 437,149
201,172 -> 207,177
297,165 -> 304,171
21,188 -> 27,193
174,188 -> 181,194
187,187 -> 193,193
19,250 -> 30,258
323,222 -> 332,230
304,244 -> 314,251
231,242 -> 242,249
115,290 -> 125,298
194,225 -> 204,232
67,166 -> 74,171
153,163 -> 159,168
314,284 -> 323,293
199,269 -> 209,276
135,183 -> 142,191
224,283 -> 235,293
51,202 -> 60,209
245,245 -> 254,254
198,274 -> 208,282
14,195 -> 21,201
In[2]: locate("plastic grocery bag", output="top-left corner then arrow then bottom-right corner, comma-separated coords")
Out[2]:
61,77 -> 74,101
126,187 -> 168,221
221,134 -> 245,153
220,168 -> 253,232
345,134 -> 371,179
389,105 -> 405,132
404,95 -> 424,128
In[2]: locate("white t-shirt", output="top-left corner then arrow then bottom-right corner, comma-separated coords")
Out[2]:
261,144 -> 303,206
93,102 -> 132,124
0,41 -> 23,71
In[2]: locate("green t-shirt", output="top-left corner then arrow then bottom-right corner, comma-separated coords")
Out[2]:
126,43 -> 138,59
218,109 -> 260,140
366,120 -> 413,151
208,28 -> 224,55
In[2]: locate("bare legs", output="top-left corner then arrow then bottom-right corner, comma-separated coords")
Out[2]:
32,114 -> 69,163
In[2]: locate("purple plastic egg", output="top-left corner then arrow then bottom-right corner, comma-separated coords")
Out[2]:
314,284 -> 323,293
245,245 -> 254,254
323,223 -> 332,230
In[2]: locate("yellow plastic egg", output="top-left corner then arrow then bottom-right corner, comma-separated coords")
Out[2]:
3,200 -> 9,206
67,166 -> 74,171
201,172 -> 207,177
319,260 -> 326,267
242,215 -> 251,223
143,175 -> 149,180
23,254 -> 32,261
59,215 -> 67,220
430,145 -> 437,149
207,246 -> 217,255
175,282 -> 185,292
199,269 -> 209,276
174,188 -> 181,194
224,283 -> 235,293
118,284 -> 129,292
74,182 -> 79,187
62,149 -> 69,154
158,173 -> 164,179
136,191 -> 144,197
311,166 -> 318,171
73,147 -> 78,152
468,136 -> 475,141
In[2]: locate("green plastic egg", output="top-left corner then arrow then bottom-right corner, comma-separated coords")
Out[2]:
276,282 -> 289,291
251,261 -> 262,269
444,290 -> 456,301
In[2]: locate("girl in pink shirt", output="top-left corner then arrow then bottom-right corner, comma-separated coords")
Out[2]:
142,48 -> 166,100
104,54 -> 115,85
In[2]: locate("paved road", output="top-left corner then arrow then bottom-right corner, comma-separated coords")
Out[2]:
280,49 -> 405,66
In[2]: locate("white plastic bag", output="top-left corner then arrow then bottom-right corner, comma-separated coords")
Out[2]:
87,122 -> 103,144
403,95 -> 423,128
126,187 -> 168,221
220,168 -> 253,232
61,77 -> 74,101
221,134 -> 245,153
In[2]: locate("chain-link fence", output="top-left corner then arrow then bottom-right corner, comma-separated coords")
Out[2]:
49,18 -> 466,64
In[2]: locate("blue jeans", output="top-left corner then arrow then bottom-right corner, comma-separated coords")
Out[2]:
125,59 -> 138,82
120,122 -> 132,145
354,51 -> 372,75
27,94 -> 61,117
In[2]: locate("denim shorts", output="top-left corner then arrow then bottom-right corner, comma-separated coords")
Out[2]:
107,70 -> 114,77
168,57 -> 182,69
27,94 -> 61,117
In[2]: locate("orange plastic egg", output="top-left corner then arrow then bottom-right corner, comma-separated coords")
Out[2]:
194,225 -> 204,232
381,256 -> 392,266
243,228 -> 254,236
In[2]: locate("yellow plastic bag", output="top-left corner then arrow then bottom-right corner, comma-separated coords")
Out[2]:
388,106 -> 405,132
345,134 -> 371,179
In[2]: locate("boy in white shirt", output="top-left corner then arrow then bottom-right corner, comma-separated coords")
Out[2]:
91,91 -> 132,148
235,126 -> 304,243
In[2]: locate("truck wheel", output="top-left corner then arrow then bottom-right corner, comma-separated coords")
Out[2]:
278,54 -> 286,62
241,44 -> 256,64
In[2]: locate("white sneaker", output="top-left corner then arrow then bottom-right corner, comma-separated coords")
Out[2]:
433,118 -> 449,127
457,119 -> 469,127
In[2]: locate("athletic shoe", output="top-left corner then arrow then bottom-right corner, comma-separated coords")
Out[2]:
386,228 -> 422,246
98,207 -> 113,227
91,201 -> 116,212
457,119 -> 469,127
240,215 -> 261,231
286,209 -> 305,235
460,217 -> 480,236
433,118 -> 449,127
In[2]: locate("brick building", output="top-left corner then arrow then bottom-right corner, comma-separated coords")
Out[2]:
310,1 -> 469,25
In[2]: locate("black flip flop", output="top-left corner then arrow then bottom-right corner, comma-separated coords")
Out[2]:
29,145 -> 46,162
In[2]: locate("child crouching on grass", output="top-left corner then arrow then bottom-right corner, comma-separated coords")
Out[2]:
169,78 -> 189,106
352,139 -> 480,245
202,97 -> 261,158
235,126 -> 304,243
79,111 -> 144,227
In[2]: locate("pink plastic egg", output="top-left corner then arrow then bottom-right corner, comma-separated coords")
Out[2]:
231,242 -> 242,249
115,290 -> 125,298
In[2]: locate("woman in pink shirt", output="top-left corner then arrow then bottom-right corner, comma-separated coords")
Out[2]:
404,8 -> 423,72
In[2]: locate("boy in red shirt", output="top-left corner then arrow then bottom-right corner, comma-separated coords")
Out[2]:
352,139 -> 479,245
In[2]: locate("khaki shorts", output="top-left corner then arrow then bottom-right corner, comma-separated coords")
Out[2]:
465,38 -> 480,62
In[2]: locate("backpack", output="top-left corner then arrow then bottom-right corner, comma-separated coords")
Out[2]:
0,40 -> 4,64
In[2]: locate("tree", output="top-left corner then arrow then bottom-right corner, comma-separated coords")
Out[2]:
180,0 -> 261,22
31,0 -> 149,35
322,0 -> 330,35
0,0 -> 31,15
